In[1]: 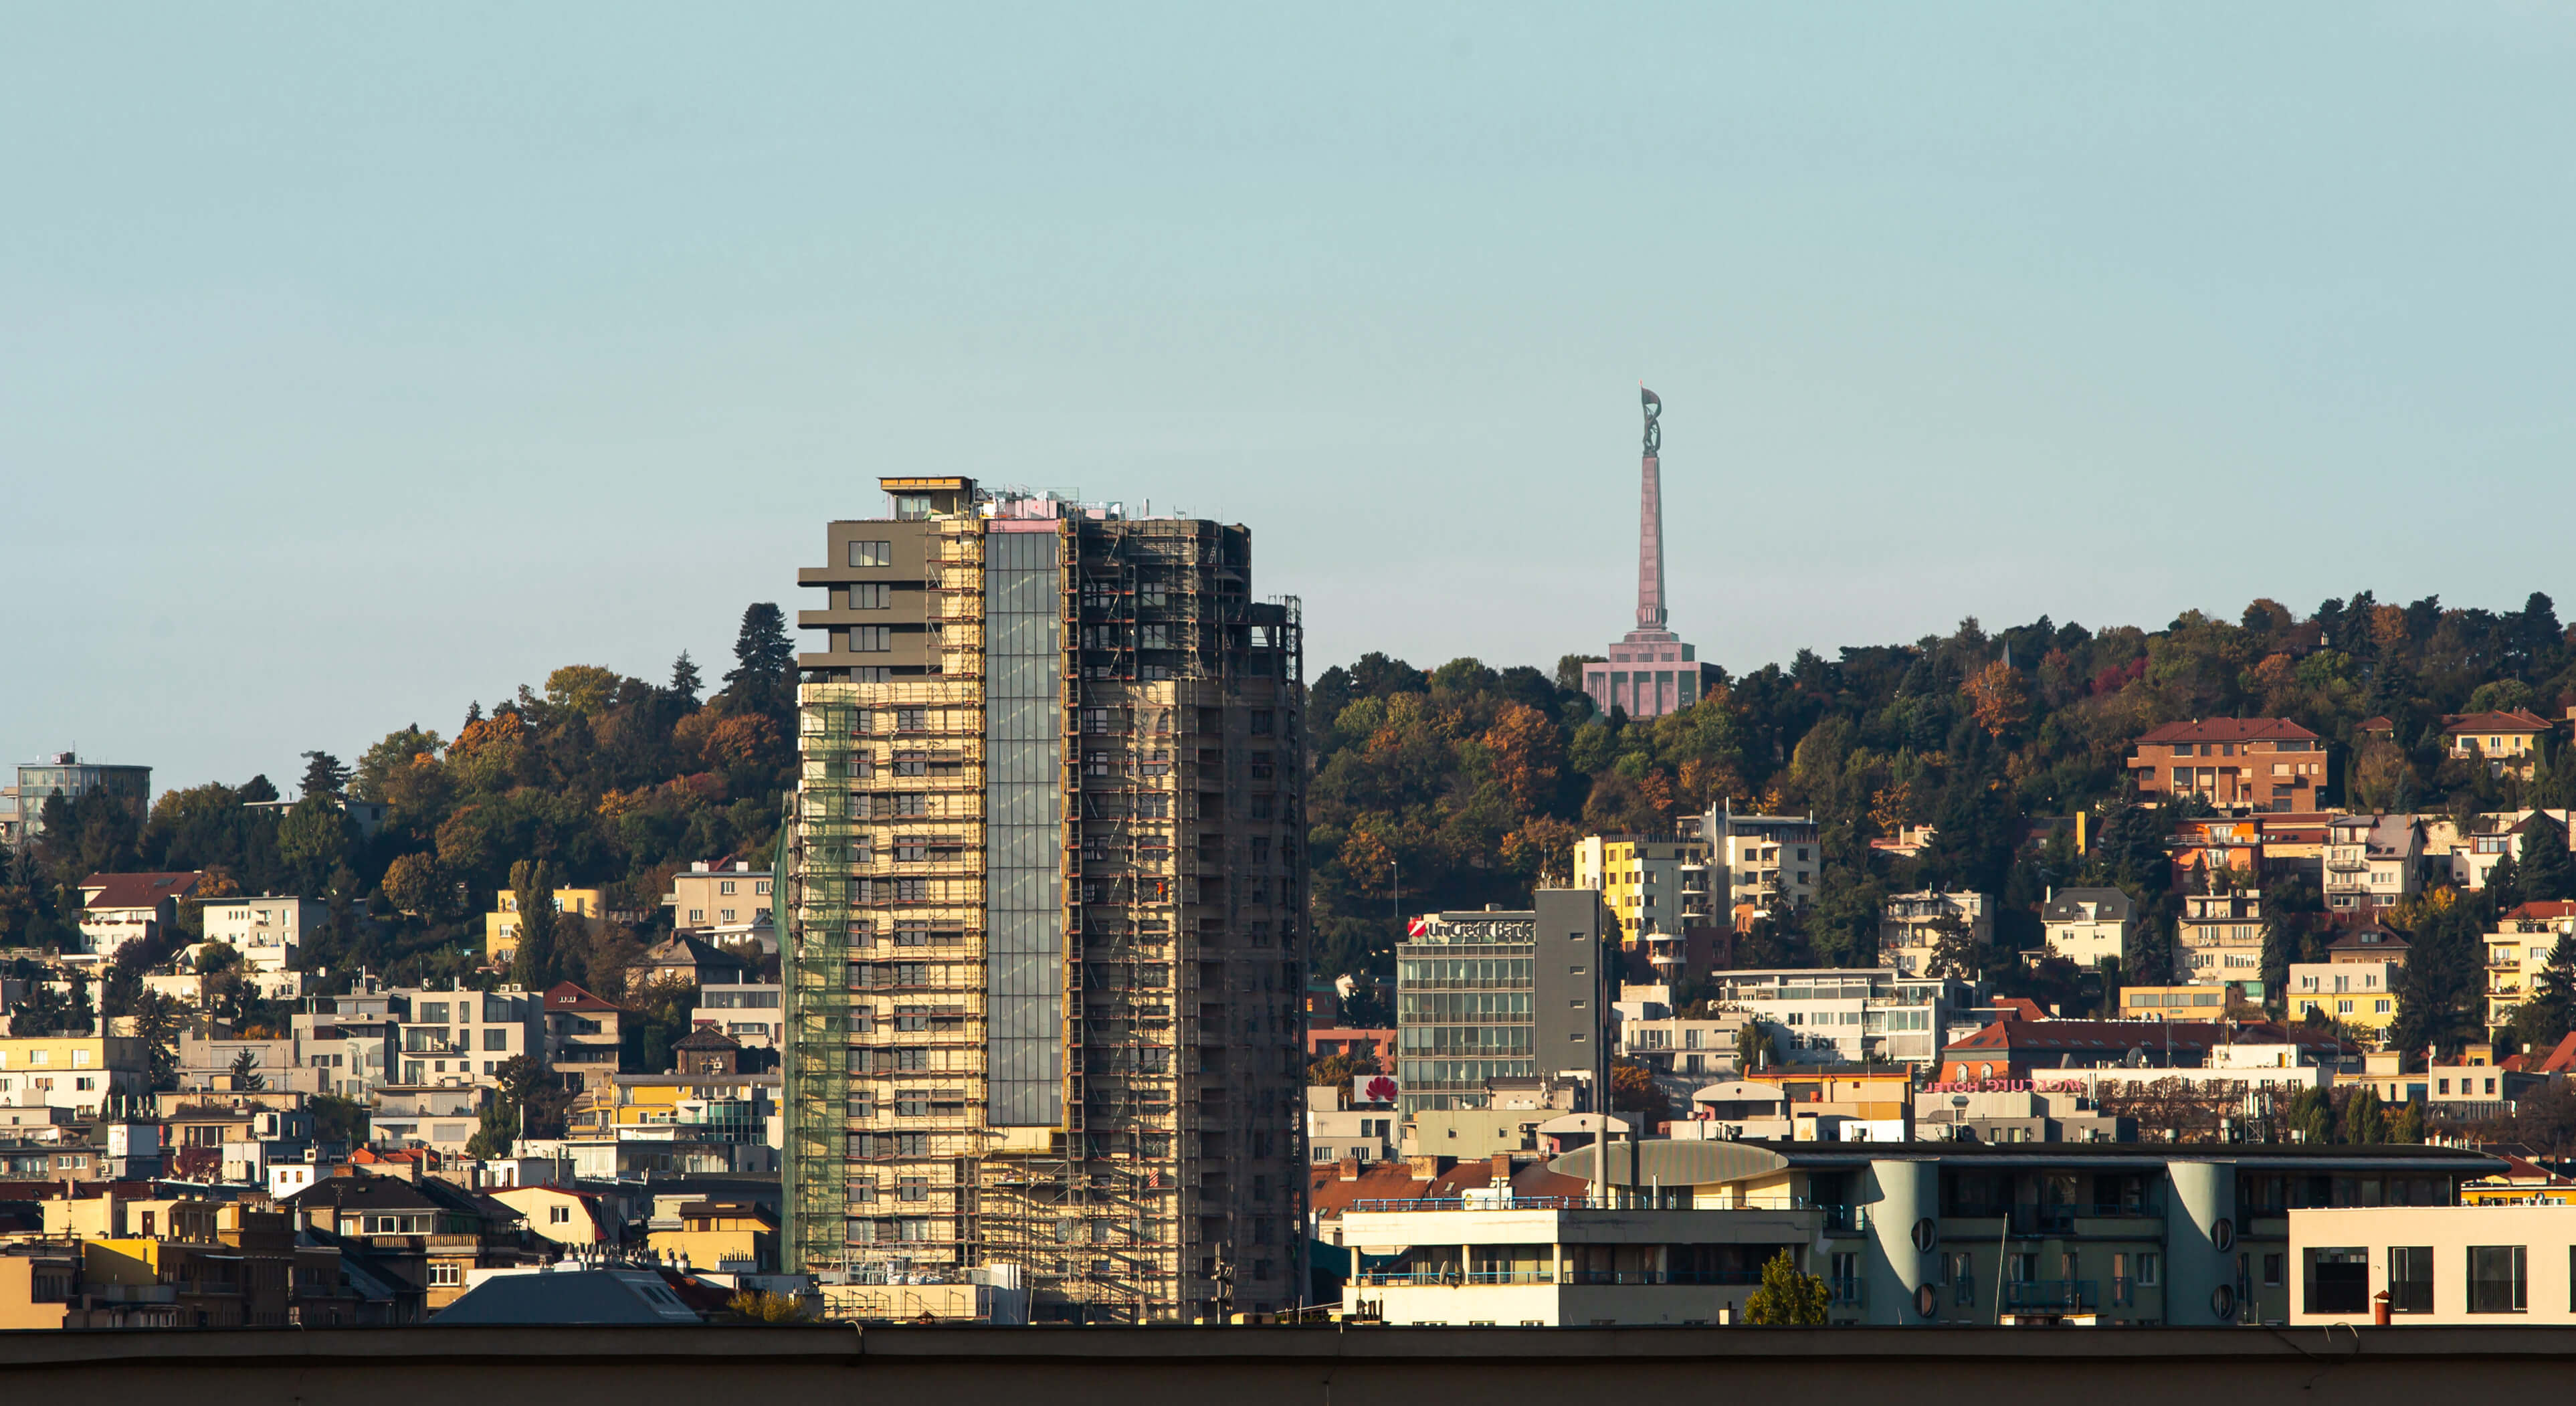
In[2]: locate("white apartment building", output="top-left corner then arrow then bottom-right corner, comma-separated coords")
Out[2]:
201,895 -> 325,972
391,987 -> 543,1088
1307,1087 -> 1398,1166
692,983 -> 784,1048
1691,802 -> 1823,920
1877,892 -> 1991,978
2324,814 -> 2422,913
2041,887 -> 2135,968
1619,1013 -> 1749,1083
1710,968 -> 1967,1068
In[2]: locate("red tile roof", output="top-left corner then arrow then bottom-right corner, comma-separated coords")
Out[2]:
2502,902 -> 2576,924
2444,710 -> 2554,735
77,871 -> 201,911
543,981 -> 625,1013
2512,1034 -> 2576,1076
1308,1154 -> 1594,1220
2135,718 -> 2320,745
1991,997 -> 2048,1022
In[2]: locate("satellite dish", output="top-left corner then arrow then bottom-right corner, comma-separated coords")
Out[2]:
2125,1047 -> 2146,1069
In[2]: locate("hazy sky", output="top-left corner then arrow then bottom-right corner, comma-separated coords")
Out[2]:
6,5 -> 2573,797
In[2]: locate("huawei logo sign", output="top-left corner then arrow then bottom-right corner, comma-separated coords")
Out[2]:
1363,1076 -> 1398,1104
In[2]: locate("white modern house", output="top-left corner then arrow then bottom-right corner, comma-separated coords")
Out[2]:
201,895 -> 326,972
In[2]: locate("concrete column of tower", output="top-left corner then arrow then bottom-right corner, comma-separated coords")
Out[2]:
1635,450 -> 1666,632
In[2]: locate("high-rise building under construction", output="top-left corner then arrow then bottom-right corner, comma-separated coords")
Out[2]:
783,476 -> 1308,1322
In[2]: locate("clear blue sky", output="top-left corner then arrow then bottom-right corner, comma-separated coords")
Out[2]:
6,5 -> 2573,796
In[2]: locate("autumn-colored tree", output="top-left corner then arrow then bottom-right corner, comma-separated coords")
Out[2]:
1338,826 -> 1397,896
1609,1059 -> 1672,1127
1962,661 -> 2030,740
708,714 -> 781,769
382,851 -> 448,917
1868,784 -> 1915,838
1499,817 -> 1577,885
448,710 -> 526,757
1482,702 -> 1563,815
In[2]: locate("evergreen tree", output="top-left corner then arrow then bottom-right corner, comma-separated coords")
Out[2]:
2486,847 -> 2524,914
238,774 -> 280,803
1742,1249 -> 1831,1325
130,990 -> 185,1090
670,650 -> 704,708
464,1096 -> 517,1159
2516,936 -> 2576,1052
7,985 -> 76,1036
2518,815 -> 2576,902
508,859 -> 559,990
2343,1087 -> 2388,1144
300,750 -> 353,799
2391,894 -> 2484,1060
2389,1100 -> 2425,1144
724,603 -> 795,717
2287,1086 -> 2336,1144
227,1047 -> 266,1092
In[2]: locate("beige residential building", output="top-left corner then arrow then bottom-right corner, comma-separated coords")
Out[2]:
2175,891 -> 2264,985
0,1037 -> 152,1118
1877,892 -> 1989,977
2485,900 -> 2576,1033
662,860 -> 775,944
1696,803 -> 1821,920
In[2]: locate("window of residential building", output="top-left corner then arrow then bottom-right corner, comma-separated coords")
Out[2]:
2469,1245 -> 2527,1314
849,540 -> 892,568
2305,1247 -> 2367,1314
2387,1246 -> 2433,1314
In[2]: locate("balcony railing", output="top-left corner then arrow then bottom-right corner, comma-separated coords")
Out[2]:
1827,1276 -> 1865,1308
2003,1280 -> 2098,1311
